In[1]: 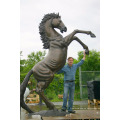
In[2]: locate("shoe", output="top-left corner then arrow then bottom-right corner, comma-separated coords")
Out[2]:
68,110 -> 76,114
61,108 -> 66,112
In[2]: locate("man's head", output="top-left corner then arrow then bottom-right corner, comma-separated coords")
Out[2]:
68,57 -> 74,66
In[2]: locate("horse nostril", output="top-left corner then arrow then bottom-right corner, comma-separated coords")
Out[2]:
64,27 -> 67,32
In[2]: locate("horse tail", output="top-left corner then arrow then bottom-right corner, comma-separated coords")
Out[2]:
20,69 -> 34,113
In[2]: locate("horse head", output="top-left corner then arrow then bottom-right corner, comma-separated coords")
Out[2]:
39,13 -> 67,49
51,16 -> 67,33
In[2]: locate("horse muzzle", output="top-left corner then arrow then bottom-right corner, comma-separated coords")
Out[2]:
60,27 -> 67,33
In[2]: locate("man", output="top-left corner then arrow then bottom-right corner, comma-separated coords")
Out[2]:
57,50 -> 86,113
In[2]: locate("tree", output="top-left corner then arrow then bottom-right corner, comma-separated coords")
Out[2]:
77,50 -> 100,71
23,51 -> 46,72
20,51 -> 46,84
20,50 -> 100,100
75,50 -> 100,88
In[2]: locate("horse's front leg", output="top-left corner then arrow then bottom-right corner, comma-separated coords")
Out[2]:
64,29 -> 96,46
74,29 -> 96,38
73,36 -> 89,55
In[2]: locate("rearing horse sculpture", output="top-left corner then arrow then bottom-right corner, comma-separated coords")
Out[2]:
20,13 -> 96,113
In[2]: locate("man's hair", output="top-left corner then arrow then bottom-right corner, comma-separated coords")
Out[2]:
68,57 -> 74,61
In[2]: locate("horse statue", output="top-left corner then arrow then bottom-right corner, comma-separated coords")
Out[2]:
20,13 -> 96,113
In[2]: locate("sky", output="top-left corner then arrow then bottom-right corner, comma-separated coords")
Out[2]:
20,0 -> 100,60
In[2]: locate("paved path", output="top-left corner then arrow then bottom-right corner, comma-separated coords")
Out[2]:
53,100 -> 88,105
27,100 -> 88,106
21,100 -> 100,119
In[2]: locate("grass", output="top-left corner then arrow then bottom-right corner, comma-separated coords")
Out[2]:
45,89 -> 87,102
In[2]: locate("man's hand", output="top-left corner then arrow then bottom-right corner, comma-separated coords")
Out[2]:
85,49 -> 89,55
83,50 -> 86,60
83,50 -> 86,56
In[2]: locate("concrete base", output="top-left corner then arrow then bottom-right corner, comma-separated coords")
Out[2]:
42,110 -> 100,120
29,110 -> 69,117
21,108 -> 42,120
27,115 -> 42,120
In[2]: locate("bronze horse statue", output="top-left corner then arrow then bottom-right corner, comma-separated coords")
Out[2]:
20,13 -> 96,113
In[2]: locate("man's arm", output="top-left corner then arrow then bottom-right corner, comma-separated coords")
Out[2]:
76,50 -> 86,68
56,67 -> 65,74
82,50 -> 86,60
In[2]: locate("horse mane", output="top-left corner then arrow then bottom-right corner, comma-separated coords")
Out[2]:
39,13 -> 61,49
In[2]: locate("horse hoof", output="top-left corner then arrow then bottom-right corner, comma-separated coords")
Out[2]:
53,108 -> 58,111
85,49 -> 89,55
90,33 -> 96,38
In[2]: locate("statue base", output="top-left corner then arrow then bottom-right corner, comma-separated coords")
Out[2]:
29,110 -> 69,117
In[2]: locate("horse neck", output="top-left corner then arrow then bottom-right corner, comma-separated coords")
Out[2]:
45,20 -> 61,39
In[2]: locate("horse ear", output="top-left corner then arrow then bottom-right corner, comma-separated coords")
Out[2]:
58,12 -> 61,18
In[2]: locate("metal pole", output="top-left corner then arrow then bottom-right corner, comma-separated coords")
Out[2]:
79,67 -> 82,99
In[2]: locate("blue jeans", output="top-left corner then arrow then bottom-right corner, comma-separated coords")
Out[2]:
62,81 -> 75,111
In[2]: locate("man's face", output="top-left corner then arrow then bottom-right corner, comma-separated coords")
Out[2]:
68,58 -> 74,66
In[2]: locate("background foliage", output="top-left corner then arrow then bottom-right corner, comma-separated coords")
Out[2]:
20,50 -> 100,101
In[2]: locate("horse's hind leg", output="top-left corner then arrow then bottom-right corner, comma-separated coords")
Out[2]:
39,90 -> 57,110
36,81 -> 57,110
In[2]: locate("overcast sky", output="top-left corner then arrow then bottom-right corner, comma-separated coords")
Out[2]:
20,0 -> 100,60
